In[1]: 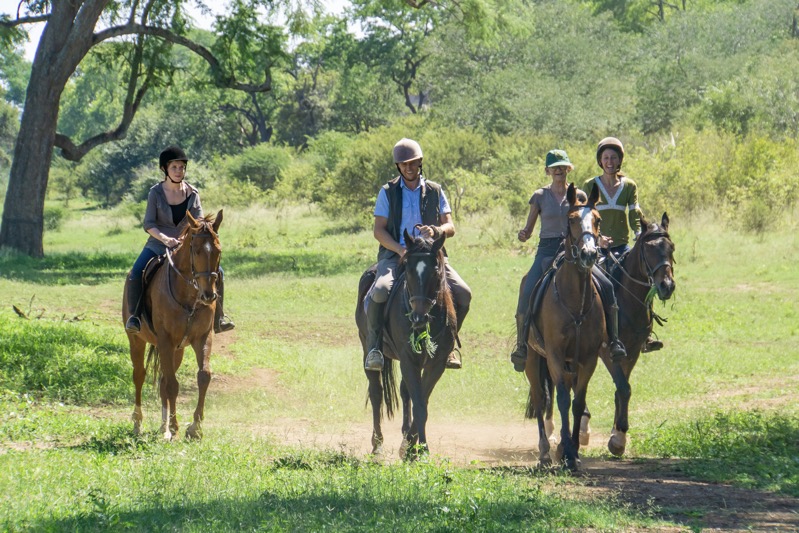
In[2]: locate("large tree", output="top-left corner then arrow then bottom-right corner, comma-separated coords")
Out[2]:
0,0 -> 284,257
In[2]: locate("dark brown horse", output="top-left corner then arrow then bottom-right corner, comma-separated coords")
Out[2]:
123,211 -> 223,440
356,230 -> 457,459
583,213 -> 676,455
524,183 -> 605,470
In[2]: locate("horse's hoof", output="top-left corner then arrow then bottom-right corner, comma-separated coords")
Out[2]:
564,457 -> 579,472
133,423 -> 141,437
186,422 -> 203,441
399,438 -> 410,460
608,429 -> 627,456
579,415 -> 591,446
538,456 -> 553,469
163,430 -> 173,441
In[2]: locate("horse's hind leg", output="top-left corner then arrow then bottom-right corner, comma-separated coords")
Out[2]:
129,336 -> 147,436
366,370 -> 384,455
187,338 -> 212,440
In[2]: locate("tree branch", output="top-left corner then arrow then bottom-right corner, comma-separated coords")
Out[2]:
93,23 -> 272,92
0,14 -> 50,27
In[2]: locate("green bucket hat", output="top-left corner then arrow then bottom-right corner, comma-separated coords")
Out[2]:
545,149 -> 573,168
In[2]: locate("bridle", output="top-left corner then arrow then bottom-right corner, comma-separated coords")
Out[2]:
564,207 -> 599,269
165,230 -> 220,295
609,228 -> 672,289
404,250 -> 439,313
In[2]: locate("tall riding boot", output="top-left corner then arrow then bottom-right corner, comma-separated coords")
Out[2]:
214,273 -> 235,333
510,314 -> 528,372
446,305 -> 469,370
364,300 -> 386,372
125,275 -> 144,333
606,299 -> 627,361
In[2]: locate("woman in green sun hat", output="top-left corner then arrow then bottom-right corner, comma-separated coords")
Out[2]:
509,149 -> 579,371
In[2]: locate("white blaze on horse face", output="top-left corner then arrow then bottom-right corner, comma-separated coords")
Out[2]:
578,207 -> 598,253
415,260 -> 426,285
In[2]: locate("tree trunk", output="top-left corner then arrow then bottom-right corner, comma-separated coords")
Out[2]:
0,0 -> 105,256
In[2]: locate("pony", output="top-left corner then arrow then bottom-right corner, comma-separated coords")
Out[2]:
524,183 -> 605,470
583,212 -> 676,455
122,210 -> 223,440
355,229 -> 457,459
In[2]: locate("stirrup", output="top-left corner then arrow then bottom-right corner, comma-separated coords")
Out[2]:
510,345 -> 527,372
125,316 -> 141,334
364,349 -> 384,372
610,340 -> 627,361
643,338 -> 663,353
214,316 -> 236,334
446,348 -> 462,370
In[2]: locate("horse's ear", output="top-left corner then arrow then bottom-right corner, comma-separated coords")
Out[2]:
661,212 -> 669,232
186,210 -> 199,227
213,209 -> 223,234
639,213 -> 650,230
587,182 -> 600,207
567,183 -> 577,206
431,231 -> 446,254
403,228 -> 414,249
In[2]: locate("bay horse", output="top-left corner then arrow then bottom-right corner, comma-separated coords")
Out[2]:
122,210 -> 223,440
524,183 -> 605,470
583,212 -> 676,455
355,229 -> 457,459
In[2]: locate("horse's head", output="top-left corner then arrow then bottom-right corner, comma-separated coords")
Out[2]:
636,212 -> 676,300
402,228 -> 446,329
566,183 -> 601,271
177,210 -> 223,304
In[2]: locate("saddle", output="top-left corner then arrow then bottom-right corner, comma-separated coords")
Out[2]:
139,254 -> 167,332
524,252 -> 606,356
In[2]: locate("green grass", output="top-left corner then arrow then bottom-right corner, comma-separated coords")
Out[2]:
0,201 -> 797,530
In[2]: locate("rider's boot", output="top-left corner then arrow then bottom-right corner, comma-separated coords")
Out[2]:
643,335 -> 663,353
125,274 -> 144,334
446,304 -> 469,369
510,313 -> 528,372
364,300 -> 386,372
214,273 -> 235,333
607,300 -> 627,361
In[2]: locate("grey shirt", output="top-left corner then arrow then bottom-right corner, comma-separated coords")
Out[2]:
143,181 -> 203,254
529,185 -> 570,239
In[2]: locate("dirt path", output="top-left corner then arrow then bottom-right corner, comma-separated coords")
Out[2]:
213,364 -> 798,533
250,418 -> 799,531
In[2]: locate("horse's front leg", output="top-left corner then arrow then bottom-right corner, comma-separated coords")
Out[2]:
399,378 -> 415,460
417,361 -> 446,452
549,360 -> 578,471
366,367 -> 384,456
401,364 -> 428,460
157,342 -> 180,440
187,334 -> 212,440
129,336 -> 147,436
604,357 -> 632,456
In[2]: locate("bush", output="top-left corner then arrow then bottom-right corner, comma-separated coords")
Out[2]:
223,144 -> 294,191
43,205 -> 67,232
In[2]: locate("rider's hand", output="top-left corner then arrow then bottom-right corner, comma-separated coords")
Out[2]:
163,237 -> 180,248
598,235 -> 612,249
419,225 -> 441,240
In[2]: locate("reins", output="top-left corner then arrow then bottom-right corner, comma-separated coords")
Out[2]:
163,224 -> 220,347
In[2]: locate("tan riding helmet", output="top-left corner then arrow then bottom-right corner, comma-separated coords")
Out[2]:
596,136 -> 625,168
393,138 -> 423,163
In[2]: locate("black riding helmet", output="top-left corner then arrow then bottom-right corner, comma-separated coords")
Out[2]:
159,145 -> 189,174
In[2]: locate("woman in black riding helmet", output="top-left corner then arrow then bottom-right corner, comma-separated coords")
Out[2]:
124,146 -> 234,335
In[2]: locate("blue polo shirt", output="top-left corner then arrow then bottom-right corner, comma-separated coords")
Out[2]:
374,177 -> 451,247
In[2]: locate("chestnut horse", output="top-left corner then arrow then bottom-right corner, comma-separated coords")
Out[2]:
584,213 -> 676,455
356,230 -> 457,459
524,183 -> 605,470
122,211 -> 223,440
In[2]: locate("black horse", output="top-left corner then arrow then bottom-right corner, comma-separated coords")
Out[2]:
582,212 -> 676,455
356,229 -> 457,459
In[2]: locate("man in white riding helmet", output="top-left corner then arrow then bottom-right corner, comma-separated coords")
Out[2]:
363,138 -> 472,372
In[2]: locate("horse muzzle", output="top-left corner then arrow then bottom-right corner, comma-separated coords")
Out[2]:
578,247 -> 598,270
410,312 -> 430,329
656,277 -> 675,300
200,291 -> 218,305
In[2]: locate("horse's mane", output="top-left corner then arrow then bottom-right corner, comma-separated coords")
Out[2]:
177,215 -> 220,244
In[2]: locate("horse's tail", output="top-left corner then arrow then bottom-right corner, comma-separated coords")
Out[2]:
382,358 -> 398,419
525,354 -> 552,420
145,344 -> 161,388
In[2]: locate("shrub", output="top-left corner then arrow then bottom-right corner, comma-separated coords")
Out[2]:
43,205 -> 67,232
223,144 -> 294,191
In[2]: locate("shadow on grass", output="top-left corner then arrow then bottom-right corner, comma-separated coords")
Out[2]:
0,248 -> 366,284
